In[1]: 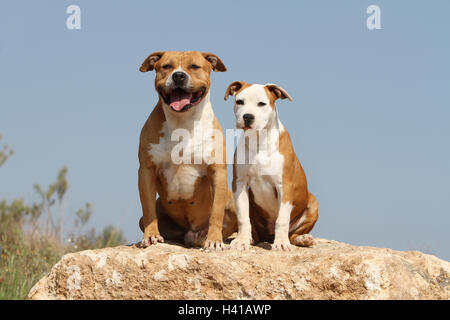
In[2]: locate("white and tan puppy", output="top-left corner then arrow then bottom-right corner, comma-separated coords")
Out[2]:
137,51 -> 237,250
225,81 -> 318,251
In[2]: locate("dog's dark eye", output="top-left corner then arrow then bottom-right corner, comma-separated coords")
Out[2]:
162,64 -> 172,70
190,64 -> 200,70
258,102 -> 267,107
236,99 -> 244,105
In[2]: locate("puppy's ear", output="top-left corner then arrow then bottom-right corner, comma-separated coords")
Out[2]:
202,52 -> 227,72
265,83 -> 293,101
139,51 -> 165,72
224,81 -> 247,100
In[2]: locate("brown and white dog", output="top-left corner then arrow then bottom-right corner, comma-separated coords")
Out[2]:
137,51 -> 236,250
225,81 -> 318,251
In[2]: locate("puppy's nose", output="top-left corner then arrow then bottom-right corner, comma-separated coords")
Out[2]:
243,113 -> 255,123
172,71 -> 187,86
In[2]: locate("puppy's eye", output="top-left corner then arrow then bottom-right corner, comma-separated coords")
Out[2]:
236,99 -> 244,105
190,64 -> 200,70
162,64 -> 172,70
258,102 -> 267,107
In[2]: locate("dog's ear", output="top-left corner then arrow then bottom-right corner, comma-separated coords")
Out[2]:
139,51 -> 165,72
224,81 -> 247,100
265,83 -> 293,101
202,53 -> 227,72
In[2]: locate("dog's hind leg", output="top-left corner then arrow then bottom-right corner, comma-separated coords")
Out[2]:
222,192 -> 238,241
289,193 -> 318,247
139,198 -> 186,244
184,193 -> 238,248
184,209 -> 237,248
222,208 -> 238,241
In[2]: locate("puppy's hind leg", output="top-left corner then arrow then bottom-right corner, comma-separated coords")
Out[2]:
289,193 -> 318,247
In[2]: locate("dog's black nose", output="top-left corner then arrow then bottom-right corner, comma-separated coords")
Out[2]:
172,71 -> 187,86
243,113 -> 255,124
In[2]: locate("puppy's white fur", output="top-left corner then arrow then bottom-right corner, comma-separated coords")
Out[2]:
231,83 -> 294,251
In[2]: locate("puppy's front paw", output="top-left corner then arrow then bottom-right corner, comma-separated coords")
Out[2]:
203,240 -> 225,251
140,235 -> 164,248
272,240 -> 292,251
230,237 -> 251,251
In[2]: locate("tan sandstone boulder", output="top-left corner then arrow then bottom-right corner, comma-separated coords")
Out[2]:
27,238 -> 449,300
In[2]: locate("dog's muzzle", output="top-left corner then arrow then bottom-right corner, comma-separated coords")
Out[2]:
243,113 -> 255,127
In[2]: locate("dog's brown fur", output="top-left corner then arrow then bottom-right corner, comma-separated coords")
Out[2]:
138,51 -> 236,250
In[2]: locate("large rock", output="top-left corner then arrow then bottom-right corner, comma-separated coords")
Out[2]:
27,238 -> 449,300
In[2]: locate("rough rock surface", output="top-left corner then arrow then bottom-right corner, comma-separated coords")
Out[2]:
27,238 -> 449,300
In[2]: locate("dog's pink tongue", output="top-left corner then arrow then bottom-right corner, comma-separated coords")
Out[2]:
170,91 -> 191,111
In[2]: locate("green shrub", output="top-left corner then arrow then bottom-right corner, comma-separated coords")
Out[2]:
0,137 -> 126,299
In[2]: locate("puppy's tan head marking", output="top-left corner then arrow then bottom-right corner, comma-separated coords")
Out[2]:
224,81 -> 249,100
225,82 -> 292,130
264,83 -> 293,103
139,51 -> 227,113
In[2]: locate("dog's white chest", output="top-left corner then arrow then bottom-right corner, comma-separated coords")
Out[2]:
148,119 -> 213,200
161,163 -> 205,200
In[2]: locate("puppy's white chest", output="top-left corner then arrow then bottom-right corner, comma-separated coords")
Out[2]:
246,151 -> 284,219
248,173 -> 279,218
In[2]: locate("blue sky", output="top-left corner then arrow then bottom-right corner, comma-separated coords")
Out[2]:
0,1 -> 449,260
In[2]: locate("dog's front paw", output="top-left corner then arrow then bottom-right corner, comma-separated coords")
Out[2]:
203,240 -> 225,251
140,235 -> 164,248
230,237 -> 251,251
272,240 -> 292,251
